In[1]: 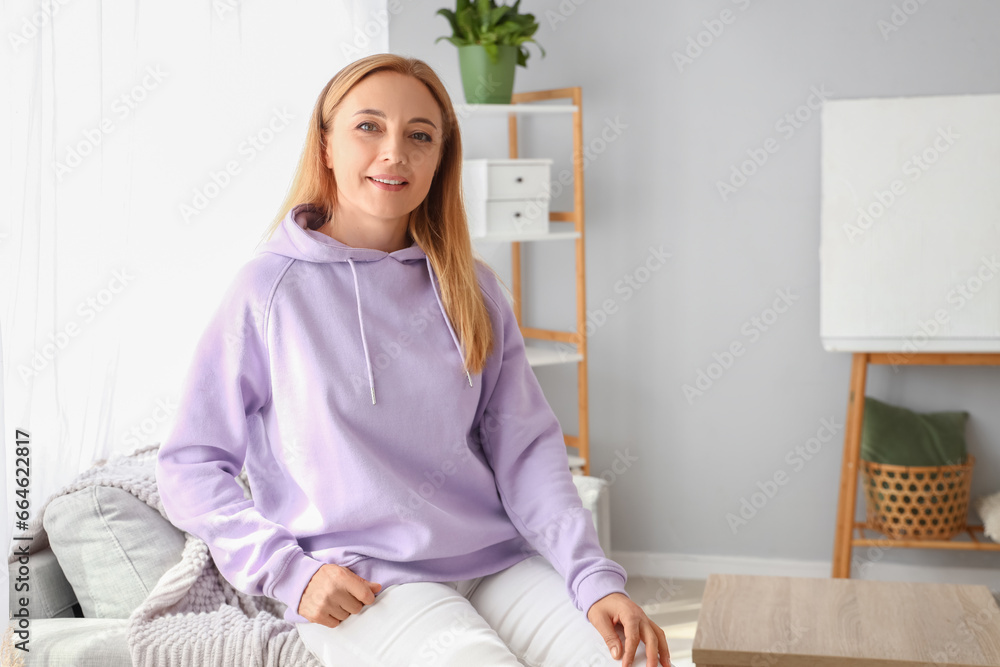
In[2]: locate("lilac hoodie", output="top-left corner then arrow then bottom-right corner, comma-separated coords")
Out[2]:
155,202 -> 628,625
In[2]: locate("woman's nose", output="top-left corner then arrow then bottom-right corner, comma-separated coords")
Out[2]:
378,134 -> 406,162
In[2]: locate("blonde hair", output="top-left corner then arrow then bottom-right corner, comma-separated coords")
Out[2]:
257,54 -> 504,375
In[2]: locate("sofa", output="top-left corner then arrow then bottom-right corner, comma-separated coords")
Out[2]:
7,472 -> 612,666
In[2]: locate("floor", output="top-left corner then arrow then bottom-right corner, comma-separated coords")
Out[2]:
622,575 -> 706,667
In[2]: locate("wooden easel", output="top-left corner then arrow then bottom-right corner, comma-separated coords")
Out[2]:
831,352 -> 1000,579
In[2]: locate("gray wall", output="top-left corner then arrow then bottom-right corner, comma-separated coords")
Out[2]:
390,1 -> 1000,573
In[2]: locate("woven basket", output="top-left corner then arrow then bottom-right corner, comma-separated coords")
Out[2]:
860,456 -> 974,540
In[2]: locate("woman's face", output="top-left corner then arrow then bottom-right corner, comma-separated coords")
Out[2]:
325,71 -> 444,240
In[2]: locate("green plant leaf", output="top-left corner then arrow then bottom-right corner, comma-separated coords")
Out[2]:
483,41 -> 499,64
436,35 -> 471,47
457,6 -> 477,42
435,8 -> 459,37
487,5 -> 510,31
436,0 -> 544,63
476,0 -> 492,33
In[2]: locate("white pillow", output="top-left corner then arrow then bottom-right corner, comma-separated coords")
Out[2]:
43,486 -> 186,619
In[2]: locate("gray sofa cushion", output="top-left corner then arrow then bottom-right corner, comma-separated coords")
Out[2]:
43,486 -> 186,619
9,547 -> 78,619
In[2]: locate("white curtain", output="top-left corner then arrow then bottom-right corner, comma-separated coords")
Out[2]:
1,0 -> 388,615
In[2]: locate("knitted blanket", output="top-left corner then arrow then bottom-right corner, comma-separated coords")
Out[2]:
9,444 -> 323,667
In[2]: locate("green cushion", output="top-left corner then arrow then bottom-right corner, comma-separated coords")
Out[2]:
860,396 -> 969,467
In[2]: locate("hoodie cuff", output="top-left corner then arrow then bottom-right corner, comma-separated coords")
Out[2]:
576,569 -> 629,616
269,551 -> 326,624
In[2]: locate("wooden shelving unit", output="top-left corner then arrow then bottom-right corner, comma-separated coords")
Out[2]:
831,352 -> 1000,578
455,87 -> 590,475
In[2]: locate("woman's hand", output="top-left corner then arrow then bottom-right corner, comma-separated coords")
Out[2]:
587,592 -> 671,667
297,563 -> 382,627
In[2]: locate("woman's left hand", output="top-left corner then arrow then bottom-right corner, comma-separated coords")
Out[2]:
587,592 -> 671,667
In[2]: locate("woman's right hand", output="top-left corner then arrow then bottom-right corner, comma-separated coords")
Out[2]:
297,563 -> 383,627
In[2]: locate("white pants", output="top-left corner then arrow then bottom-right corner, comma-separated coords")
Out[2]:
295,554 -> 651,667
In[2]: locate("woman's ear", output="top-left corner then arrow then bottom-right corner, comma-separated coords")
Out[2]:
320,134 -> 333,170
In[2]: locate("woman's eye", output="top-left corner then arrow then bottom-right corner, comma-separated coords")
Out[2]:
356,122 -> 432,143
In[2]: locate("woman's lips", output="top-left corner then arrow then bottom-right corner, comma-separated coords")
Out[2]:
368,177 -> 407,192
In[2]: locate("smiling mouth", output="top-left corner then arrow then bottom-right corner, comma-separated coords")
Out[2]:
368,177 -> 408,185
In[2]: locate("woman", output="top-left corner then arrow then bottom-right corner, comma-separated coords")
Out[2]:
155,53 -> 672,667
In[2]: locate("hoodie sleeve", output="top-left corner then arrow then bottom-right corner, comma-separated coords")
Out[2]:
475,268 -> 629,617
155,261 -> 324,624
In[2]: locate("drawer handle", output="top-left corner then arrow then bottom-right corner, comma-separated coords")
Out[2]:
515,177 -> 523,183
514,212 -> 522,218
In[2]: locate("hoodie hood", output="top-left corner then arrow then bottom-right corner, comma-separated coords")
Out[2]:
254,203 -> 472,404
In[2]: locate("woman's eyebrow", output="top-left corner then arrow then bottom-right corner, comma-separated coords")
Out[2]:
352,108 -> 438,130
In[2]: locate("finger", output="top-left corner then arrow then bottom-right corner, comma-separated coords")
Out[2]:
621,616 -> 641,667
329,605 -> 350,622
339,595 -> 364,615
589,610 -> 623,660
655,625 -> 671,667
345,574 -> 377,605
348,575 -> 375,604
641,622 -> 658,667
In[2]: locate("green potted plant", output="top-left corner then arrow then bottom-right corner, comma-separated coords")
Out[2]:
435,0 -> 546,104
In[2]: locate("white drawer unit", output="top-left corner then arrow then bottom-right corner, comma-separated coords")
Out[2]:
462,158 -> 552,238
478,199 -> 549,236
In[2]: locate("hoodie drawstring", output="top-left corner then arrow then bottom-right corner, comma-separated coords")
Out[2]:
426,257 -> 474,389
345,256 -> 473,406
347,258 -> 377,404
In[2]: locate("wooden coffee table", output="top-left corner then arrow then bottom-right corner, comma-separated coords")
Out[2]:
692,573 -> 1000,666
